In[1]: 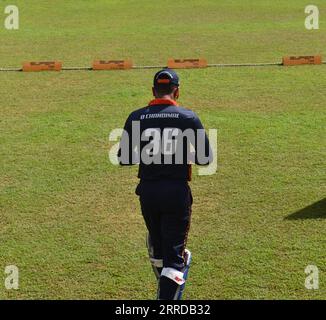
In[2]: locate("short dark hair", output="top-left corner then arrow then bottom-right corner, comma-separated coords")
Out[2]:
154,84 -> 177,97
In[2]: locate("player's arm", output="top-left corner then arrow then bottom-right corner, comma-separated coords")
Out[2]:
191,113 -> 213,166
117,115 -> 139,166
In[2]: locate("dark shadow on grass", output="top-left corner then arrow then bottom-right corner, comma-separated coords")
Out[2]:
285,198 -> 326,220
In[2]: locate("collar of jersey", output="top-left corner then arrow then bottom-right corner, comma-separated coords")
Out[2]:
148,98 -> 178,106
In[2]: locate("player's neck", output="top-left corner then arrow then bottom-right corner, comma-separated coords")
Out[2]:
156,94 -> 176,101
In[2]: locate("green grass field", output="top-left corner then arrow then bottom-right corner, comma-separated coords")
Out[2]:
0,0 -> 325,299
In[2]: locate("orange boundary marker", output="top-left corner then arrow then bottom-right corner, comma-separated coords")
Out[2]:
92,60 -> 133,70
22,61 -> 62,72
282,55 -> 322,66
167,58 -> 207,69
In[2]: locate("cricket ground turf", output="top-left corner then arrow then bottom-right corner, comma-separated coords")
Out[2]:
0,0 -> 325,299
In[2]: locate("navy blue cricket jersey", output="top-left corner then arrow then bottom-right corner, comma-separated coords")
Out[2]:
118,98 -> 212,181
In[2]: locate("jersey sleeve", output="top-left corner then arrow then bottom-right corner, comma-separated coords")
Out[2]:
191,113 -> 213,166
117,114 -> 139,166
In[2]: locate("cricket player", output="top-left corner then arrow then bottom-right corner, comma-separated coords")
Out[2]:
118,69 -> 213,300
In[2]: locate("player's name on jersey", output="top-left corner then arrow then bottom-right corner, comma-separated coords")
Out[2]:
140,113 -> 180,120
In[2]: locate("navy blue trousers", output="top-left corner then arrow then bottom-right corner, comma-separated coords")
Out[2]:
136,180 -> 192,271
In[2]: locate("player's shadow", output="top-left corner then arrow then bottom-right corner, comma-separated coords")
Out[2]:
285,198 -> 326,220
